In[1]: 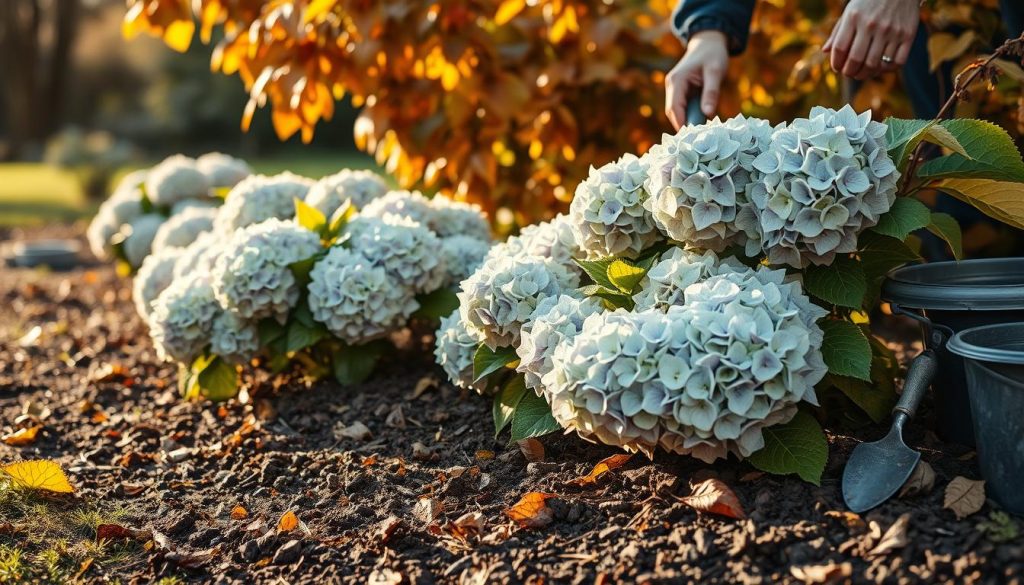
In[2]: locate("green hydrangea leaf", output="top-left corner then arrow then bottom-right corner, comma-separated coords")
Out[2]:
332,340 -> 386,385
493,375 -> 528,438
607,259 -> 647,293
295,197 -> 327,234
413,288 -> 460,320
803,256 -> 867,309
195,355 -> 240,402
917,119 -> 1024,182
509,391 -> 561,443
473,344 -> 518,382
871,197 -> 931,241
748,411 -> 828,485
820,319 -> 872,381
925,212 -> 964,260
574,257 -> 617,290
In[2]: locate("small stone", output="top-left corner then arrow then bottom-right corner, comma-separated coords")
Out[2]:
273,539 -> 303,565
166,514 -> 195,535
239,540 -> 260,562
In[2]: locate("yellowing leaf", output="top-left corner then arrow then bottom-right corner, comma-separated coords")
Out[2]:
927,30 -> 977,72
934,178 -> 1024,230
295,197 -> 327,233
303,0 -> 337,24
568,453 -> 631,486
1,460 -> 75,493
495,0 -> 526,25
230,505 -> 248,520
505,492 -> 555,529
278,510 -> 299,532
162,18 -> 196,53
943,476 -> 986,519
2,426 -> 42,446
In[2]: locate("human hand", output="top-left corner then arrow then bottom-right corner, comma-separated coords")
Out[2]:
822,0 -> 918,80
665,30 -> 729,130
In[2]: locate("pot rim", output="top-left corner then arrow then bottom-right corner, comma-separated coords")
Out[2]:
948,322 -> 1024,366
882,258 -> 1024,311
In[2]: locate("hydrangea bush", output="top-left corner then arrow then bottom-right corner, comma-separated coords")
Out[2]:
438,104 -> 1024,484
126,169 -> 491,401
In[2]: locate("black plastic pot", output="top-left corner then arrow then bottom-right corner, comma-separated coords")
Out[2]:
882,259 -> 1024,445
947,323 -> 1024,515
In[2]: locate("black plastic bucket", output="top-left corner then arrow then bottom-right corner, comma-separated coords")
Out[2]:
947,323 -> 1024,515
882,259 -> 1024,445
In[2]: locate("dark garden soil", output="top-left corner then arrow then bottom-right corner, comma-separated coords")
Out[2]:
1,224 -> 1022,585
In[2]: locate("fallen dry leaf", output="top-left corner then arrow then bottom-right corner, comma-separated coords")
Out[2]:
475,450 -> 495,460
568,454 -> 632,487
230,505 -> 248,520
517,438 -> 545,462
867,513 -> 910,557
1,459 -> 74,493
677,478 -> 745,519
278,510 -> 298,532
121,483 -> 147,497
446,511 -> 485,542
385,405 -> 406,428
2,425 -> 42,446
96,524 -> 150,541
414,498 -> 443,524
899,461 -> 936,498
824,510 -> 866,532
412,442 -> 433,461
506,492 -> 555,529
410,375 -> 439,399
376,516 -> 404,545
944,476 -> 986,519
790,561 -> 853,584
336,421 -> 372,441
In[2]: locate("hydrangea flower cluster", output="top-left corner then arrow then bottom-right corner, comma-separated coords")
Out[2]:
148,273 -> 221,363
360,190 -> 435,226
434,311 -> 484,392
486,214 -> 582,280
571,154 -> 660,258
305,169 -> 389,217
645,115 -> 773,252
744,105 -> 899,266
133,247 -> 183,320
214,172 -> 314,234
346,216 -> 446,293
516,295 -> 604,394
87,153 -> 251,268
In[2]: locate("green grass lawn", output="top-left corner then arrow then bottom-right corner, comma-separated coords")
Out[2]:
0,151 -> 376,227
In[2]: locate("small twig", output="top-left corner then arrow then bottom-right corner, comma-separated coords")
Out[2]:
900,33 -> 1024,194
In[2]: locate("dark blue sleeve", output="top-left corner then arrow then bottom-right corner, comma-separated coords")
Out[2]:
672,0 -> 756,56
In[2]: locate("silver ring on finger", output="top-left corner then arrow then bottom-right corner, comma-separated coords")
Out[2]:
881,55 -> 894,64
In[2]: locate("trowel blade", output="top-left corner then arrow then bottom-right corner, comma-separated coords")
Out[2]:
842,427 -> 921,513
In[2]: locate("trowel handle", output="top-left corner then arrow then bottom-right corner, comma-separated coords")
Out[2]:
894,349 -> 937,420
686,98 -> 707,126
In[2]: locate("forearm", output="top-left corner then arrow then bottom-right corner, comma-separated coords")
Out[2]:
672,0 -> 756,55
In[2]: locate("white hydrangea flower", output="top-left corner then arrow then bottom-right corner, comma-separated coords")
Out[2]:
458,255 -> 577,350
133,247 -> 184,320
304,169 -> 389,217
111,169 -> 148,199
746,105 -> 899,267
211,312 -> 260,365
196,152 -> 252,188
151,207 -> 216,253
123,213 -> 165,268
633,247 -> 746,311
88,185 -> 146,259
434,310 -> 489,394
173,231 -> 221,279
645,114 -> 774,252
360,190 -> 435,226
307,246 -> 419,344
148,273 -> 220,363
214,172 -> 315,233
429,197 -> 491,241
212,218 -> 322,323
440,235 -> 491,288
516,294 -> 604,395
87,209 -> 121,260
169,198 -> 219,215
347,216 -> 446,294
145,155 -> 211,206
547,264 -> 827,462
486,214 -> 583,282
571,153 -> 661,258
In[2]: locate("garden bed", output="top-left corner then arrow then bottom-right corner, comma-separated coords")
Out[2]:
1,224 -> 1021,584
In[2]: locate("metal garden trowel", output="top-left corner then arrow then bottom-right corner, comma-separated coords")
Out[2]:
842,349 -> 938,513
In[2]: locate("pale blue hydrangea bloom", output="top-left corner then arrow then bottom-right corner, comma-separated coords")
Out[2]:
151,206 -> 216,254
214,172 -> 315,233
516,294 -> 604,396
304,169 -> 389,217
145,155 -> 211,206
429,197 -> 491,241
133,247 -> 184,320
570,153 -> 661,258
148,273 -> 220,363
123,213 -> 165,268
210,312 -> 260,365
485,213 -> 582,281
347,216 -> 447,294
434,310 -> 489,394
360,190 -> 435,227
440,235 -> 491,288
196,152 -> 252,188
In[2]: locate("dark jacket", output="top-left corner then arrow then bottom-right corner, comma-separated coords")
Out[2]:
672,0 -> 756,55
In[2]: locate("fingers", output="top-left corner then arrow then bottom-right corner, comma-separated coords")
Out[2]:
893,37 -> 913,69
880,39 -> 901,71
828,15 -> 855,73
842,25 -> 872,78
700,62 -> 724,118
859,34 -> 887,80
665,73 -> 688,131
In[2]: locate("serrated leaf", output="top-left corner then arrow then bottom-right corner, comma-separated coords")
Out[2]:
820,319 -> 872,381
857,231 -> 922,281
333,341 -> 386,385
830,371 -> 895,424
747,411 -> 828,485
295,197 -> 327,233
871,198 -> 932,241
412,288 -> 460,320
574,257 -> 616,290
803,257 -> 867,309
509,391 -> 561,443
607,259 -> 647,293
933,178 -> 1024,230
493,376 -> 527,437
196,356 -> 239,401
917,119 -> 1024,182
925,212 -> 964,261
884,119 -> 969,172
578,284 -> 634,310
473,344 -> 518,382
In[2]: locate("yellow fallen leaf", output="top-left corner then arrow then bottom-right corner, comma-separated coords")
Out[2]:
278,510 -> 298,532
2,460 -> 75,493
2,426 -> 42,446
231,505 -> 248,520
505,492 -> 555,529
568,454 -> 632,487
